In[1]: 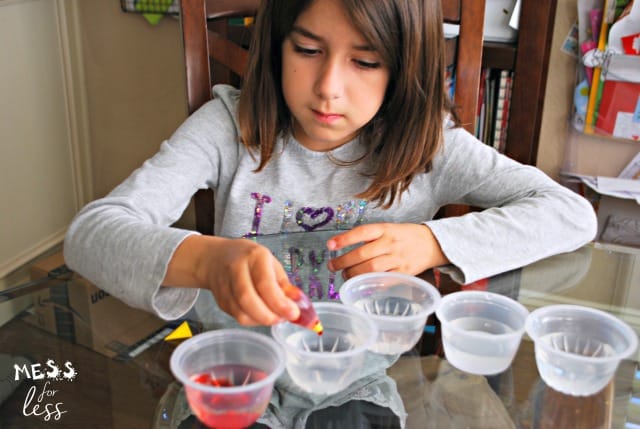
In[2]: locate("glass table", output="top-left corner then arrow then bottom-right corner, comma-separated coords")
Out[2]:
1,234 -> 639,428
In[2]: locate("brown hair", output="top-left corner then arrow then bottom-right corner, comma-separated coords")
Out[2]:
238,0 -> 457,208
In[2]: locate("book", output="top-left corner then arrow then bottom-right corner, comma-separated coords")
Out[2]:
498,71 -> 514,153
492,70 -> 512,151
474,68 -> 515,149
475,69 -> 487,140
484,69 -> 497,146
445,63 -> 456,101
476,68 -> 488,140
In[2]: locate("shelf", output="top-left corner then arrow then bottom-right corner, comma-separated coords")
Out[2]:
482,41 -> 517,70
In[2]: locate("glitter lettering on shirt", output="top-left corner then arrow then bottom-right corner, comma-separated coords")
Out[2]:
243,193 -> 272,238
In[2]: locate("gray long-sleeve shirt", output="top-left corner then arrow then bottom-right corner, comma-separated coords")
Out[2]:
64,85 -> 597,320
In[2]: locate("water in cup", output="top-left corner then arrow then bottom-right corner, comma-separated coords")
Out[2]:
188,364 -> 270,428
340,273 -> 441,355
170,329 -> 285,429
271,302 -> 377,395
351,295 -> 428,354
442,316 -> 517,374
354,296 -> 418,317
525,304 -> 638,396
535,332 -> 616,395
285,330 -> 358,353
449,316 -> 515,334
436,291 -> 529,375
284,329 -> 359,392
191,364 -> 268,388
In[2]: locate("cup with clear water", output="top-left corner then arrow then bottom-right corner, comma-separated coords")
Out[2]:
340,272 -> 441,355
435,290 -> 529,375
271,302 -> 378,395
525,304 -> 638,396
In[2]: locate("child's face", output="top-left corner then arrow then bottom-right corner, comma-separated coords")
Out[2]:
281,0 -> 390,152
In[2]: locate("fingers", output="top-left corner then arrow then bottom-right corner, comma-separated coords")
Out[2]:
252,255 -> 301,321
329,238 -> 392,272
327,223 -> 438,279
214,243 -> 300,326
326,224 -> 386,272
328,224 -> 394,272
340,254 -> 401,280
327,224 -> 384,251
227,265 -> 279,325
214,280 -> 262,326
221,298 -> 261,326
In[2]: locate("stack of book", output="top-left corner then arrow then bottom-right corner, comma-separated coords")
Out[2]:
475,68 -> 514,153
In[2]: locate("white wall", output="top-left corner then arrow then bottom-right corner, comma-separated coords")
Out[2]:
537,0 -> 578,178
76,1 -> 187,198
0,0 -> 188,324
0,0 -> 93,325
0,0 -> 85,278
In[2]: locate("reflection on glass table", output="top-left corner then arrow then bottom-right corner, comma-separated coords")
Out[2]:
1,237 -> 640,428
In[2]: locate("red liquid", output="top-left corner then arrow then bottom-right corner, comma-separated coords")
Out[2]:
282,283 -> 324,335
188,364 -> 269,429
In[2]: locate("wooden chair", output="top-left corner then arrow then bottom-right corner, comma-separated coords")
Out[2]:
443,0 -> 486,135
179,0 -> 486,234
440,0 -> 486,217
180,0 -> 258,234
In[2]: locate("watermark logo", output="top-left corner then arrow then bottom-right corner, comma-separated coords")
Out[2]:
13,359 -> 77,422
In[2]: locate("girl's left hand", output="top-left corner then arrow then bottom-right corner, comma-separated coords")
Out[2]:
326,223 -> 449,279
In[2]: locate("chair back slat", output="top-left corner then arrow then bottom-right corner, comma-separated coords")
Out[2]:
442,0 -> 461,22
207,29 -> 249,77
454,0 -> 485,134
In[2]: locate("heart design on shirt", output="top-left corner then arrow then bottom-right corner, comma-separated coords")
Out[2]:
295,207 -> 334,231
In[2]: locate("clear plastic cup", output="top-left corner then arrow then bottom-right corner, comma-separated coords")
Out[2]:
271,302 -> 378,395
340,272 -> 441,354
525,304 -> 638,396
436,291 -> 529,375
169,329 -> 285,429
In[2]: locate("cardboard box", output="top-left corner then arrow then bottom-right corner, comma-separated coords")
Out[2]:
25,252 -> 167,358
597,195 -> 640,249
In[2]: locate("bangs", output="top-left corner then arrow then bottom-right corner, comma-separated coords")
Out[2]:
341,0 -> 402,72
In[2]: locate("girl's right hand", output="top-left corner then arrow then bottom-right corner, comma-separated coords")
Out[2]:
164,235 -> 300,326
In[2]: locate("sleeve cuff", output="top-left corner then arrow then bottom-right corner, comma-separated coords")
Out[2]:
151,286 -> 200,320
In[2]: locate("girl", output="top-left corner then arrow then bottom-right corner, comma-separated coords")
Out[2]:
64,0 -> 596,326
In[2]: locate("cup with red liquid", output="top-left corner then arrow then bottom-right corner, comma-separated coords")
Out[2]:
170,329 -> 285,429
